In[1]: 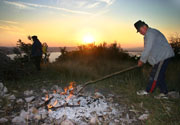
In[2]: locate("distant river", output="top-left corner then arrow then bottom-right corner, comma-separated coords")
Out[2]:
7,52 -> 61,63
127,52 -> 141,57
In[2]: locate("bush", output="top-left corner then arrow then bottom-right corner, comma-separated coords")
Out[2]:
169,33 -> 180,59
56,42 -> 134,62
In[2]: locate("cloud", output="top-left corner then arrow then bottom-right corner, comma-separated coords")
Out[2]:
98,0 -> 115,6
0,24 -> 24,33
3,0 -> 31,9
0,20 -> 18,24
22,2 -> 93,15
87,2 -> 100,8
2,0 -> 116,16
3,0 -> 93,15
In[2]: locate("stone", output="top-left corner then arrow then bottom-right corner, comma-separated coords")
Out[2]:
61,119 -> 75,125
94,92 -> 104,99
0,82 -> 8,96
89,117 -> 98,125
0,82 -> 3,89
51,85 -> 63,93
41,89 -> 48,93
8,94 -> 16,100
7,104 -> 11,107
138,114 -> 149,120
16,99 -> 24,104
0,118 -> 8,123
34,114 -> 41,120
20,110 -> 29,120
25,96 -> 35,103
41,113 -> 47,119
12,116 -> 26,124
3,86 -> 8,93
24,90 -> 33,96
168,91 -> 179,99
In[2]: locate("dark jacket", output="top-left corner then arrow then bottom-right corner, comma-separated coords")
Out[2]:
31,39 -> 42,57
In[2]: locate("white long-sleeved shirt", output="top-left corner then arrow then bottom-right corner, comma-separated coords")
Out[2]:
140,27 -> 174,65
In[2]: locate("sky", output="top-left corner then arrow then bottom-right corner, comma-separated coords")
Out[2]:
0,0 -> 180,48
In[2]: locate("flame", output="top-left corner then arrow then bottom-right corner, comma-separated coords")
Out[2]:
47,104 -> 53,109
53,100 -> 58,107
47,82 -> 77,111
66,93 -> 73,101
47,99 -> 58,111
60,87 -> 68,95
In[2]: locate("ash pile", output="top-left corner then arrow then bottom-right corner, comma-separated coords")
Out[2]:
0,82 -> 165,124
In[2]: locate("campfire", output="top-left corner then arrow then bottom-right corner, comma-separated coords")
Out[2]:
40,82 -> 121,124
0,82 -> 145,124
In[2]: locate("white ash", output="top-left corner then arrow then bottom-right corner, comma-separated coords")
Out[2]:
46,92 -> 120,123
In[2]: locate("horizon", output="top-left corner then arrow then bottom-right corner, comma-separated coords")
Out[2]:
0,0 -> 180,48
0,45 -> 144,50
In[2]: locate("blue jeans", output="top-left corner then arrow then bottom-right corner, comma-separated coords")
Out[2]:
146,58 -> 170,94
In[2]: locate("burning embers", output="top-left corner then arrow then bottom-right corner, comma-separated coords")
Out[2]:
39,82 -> 122,124
45,82 -> 77,111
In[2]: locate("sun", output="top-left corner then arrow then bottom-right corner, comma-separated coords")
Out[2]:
83,34 -> 95,44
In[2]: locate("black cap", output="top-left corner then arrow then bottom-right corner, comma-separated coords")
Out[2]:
32,35 -> 38,40
134,20 -> 146,32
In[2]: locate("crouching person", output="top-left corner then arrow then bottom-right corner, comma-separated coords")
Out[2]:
134,20 -> 175,98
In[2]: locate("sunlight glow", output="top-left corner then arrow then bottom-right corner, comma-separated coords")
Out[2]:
83,34 -> 95,44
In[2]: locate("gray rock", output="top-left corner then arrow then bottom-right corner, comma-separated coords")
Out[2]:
16,99 -> 24,104
24,90 -> 33,96
94,92 -> 104,99
34,114 -> 41,120
25,96 -> 35,103
89,117 -> 98,125
61,119 -> 75,125
0,118 -> 8,123
138,114 -> 149,120
168,91 -> 179,99
20,110 -> 29,120
51,85 -> 63,93
8,94 -> 16,100
12,116 -> 26,124
0,82 -> 8,96
41,89 -> 48,93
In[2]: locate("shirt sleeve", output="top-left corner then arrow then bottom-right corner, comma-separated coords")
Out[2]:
140,31 -> 155,63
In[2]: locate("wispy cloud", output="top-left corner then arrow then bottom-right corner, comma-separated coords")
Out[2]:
3,0 -> 31,9
0,24 -> 24,33
98,0 -> 115,6
22,2 -> 93,15
87,2 -> 100,8
2,0 -> 116,17
3,0 -> 93,15
0,19 -> 18,24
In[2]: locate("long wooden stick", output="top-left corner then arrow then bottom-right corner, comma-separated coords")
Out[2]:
77,65 -> 139,93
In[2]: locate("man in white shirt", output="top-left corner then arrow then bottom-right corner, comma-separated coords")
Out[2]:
134,20 -> 174,97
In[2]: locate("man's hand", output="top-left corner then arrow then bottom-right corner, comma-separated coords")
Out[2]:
138,60 -> 143,67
